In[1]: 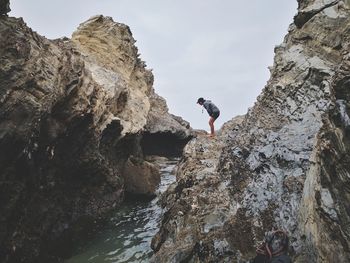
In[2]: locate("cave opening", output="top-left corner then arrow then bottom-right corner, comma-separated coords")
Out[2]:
141,132 -> 192,157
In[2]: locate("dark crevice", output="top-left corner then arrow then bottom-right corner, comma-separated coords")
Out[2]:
141,132 -> 192,157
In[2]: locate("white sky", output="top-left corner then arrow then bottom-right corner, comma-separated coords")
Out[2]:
10,0 -> 298,130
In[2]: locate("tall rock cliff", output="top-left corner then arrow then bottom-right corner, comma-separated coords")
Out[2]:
152,0 -> 350,262
0,14 -> 191,263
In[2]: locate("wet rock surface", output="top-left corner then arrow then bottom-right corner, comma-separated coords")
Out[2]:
0,14 -> 191,263
152,1 -> 350,262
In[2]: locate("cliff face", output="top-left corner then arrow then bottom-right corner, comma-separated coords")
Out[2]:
0,15 -> 191,262
152,0 -> 350,262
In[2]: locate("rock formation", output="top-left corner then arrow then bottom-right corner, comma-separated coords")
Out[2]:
152,0 -> 350,262
0,13 -> 191,263
0,0 -> 10,15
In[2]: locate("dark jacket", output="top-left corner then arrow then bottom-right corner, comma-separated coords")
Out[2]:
202,100 -> 220,116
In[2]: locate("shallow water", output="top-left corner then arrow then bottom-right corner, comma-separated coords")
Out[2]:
65,158 -> 178,263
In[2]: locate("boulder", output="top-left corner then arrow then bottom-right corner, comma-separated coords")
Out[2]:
123,156 -> 160,196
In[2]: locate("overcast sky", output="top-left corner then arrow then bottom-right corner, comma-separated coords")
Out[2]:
10,0 -> 298,130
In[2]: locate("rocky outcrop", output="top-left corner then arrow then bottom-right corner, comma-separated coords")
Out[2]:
0,0 -> 10,15
143,93 -> 192,156
0,14 -> 191,263
294,0 -> 339,28
151,117 -> 244,262
152,0 -> 350,262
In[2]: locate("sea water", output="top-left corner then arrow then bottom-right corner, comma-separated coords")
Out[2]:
66,158 -> 178,263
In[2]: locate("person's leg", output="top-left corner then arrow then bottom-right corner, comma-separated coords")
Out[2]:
209,117 -> 215,136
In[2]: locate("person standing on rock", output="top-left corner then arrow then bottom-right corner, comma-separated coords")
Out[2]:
197,97 -> 220,137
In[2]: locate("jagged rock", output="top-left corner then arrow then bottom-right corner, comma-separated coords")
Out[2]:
152,0 -> 350,262
0,13 -> 191,263
151,117 -> 244,262
71,15 -> 153,135
146,93 -> 191,136
294,0 -> 339,28
0,0 -> 10,15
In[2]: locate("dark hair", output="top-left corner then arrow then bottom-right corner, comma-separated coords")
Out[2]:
197,97 -> 205,104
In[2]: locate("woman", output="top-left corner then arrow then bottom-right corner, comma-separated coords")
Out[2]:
197,97 -> 220,137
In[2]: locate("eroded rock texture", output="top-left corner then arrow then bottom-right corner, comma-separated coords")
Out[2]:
0,15 -> 191,262
152,0 -> 350,262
